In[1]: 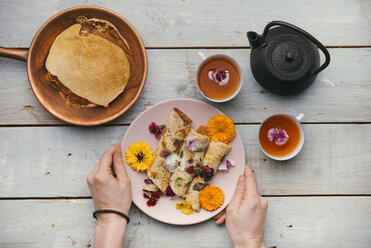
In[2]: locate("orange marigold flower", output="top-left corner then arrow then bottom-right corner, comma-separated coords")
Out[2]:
199,185 -> 224,211
206,115 -> 236,144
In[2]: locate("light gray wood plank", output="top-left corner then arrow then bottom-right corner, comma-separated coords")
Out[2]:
0,197 -> 370,248
0,124 -> 370,197
0,48 -> 370,125
0,0 -> 370,47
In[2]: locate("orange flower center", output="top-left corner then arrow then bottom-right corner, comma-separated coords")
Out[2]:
218,125 -> 225,132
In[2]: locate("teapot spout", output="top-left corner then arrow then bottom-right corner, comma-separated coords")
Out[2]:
247,31 -> 263,49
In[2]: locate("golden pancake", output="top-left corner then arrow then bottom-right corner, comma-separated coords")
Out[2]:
45,24 -> 130,107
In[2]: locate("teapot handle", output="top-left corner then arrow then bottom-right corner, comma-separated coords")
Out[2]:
262,21 -> 330,75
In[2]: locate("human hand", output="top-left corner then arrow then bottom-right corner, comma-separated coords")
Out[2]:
87,143 -> 132,248
214,164 -> 268,248
87,143 -> 132,222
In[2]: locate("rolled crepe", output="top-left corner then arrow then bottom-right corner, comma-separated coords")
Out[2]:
142,178 -> 159,192
169,128 -> 210,197
147,108 -> 192,192
185,141 -> 231,211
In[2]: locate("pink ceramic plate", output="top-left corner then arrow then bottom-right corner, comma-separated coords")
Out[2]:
121,98 -> 245,225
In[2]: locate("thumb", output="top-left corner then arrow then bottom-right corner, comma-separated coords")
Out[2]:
112,143 -> 128,180
227,175 -> 245,211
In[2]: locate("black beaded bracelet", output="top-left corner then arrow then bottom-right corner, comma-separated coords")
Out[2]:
93,209 -> 130,224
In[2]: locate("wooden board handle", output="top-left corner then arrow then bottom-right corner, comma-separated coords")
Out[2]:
0,47 -> 28,61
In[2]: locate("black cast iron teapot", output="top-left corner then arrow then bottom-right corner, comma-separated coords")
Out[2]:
247,21 -> 330,95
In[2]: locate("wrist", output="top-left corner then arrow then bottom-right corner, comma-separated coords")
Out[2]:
96,213 -> 127,227
95,213 -> 127,248
233,238 -> 264,248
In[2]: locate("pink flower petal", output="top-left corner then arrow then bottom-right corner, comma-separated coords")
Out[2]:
186,136 -> 200,151
267,128 -> 278,141
208,70 -> 230,86
267,128 -> 289,145
219,158 -> 236,172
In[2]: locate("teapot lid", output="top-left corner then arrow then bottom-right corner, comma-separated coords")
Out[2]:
266,34 -> 313,82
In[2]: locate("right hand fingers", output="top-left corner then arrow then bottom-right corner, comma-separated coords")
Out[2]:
214,209 -> 226,221
227,174 -> 245,211
244,164 -> 259,199
215,212 -> 226,225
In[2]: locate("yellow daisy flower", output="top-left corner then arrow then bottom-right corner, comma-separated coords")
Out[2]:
206,115 -> 236,144
125,142 -> 154,171
199,186 -> 224,211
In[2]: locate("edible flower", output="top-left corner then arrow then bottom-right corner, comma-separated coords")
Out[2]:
149,122 -> 165,138
268,126 -> 289,145
175,177 -> 183,186
219,158 -> 236,172
199,186 -> 224,211
165,185 -> 176,198
143,191 -> 161,207
207,115 -> 236,144
144,178 -> 154,185
165,153 -> 181,172
125,142 -> 154,171
185,166 -> 195,174
175,200 -> 194,215
186,164 -> 214,182
160,148 -> 172,158
186,136 -> 200,152
208,69 -> 230,86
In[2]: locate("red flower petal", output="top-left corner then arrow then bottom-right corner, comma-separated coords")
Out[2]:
152,192 -> 161,199
146,198 -> 157,207
143,192 -> 150,199
165,185 -> 175,197
149,122 -> 163,138
186,166 -> 195,174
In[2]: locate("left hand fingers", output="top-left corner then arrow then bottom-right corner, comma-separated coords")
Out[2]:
87,161 -> 99,187
97,144 -> 116,175
112,143 -> 129,180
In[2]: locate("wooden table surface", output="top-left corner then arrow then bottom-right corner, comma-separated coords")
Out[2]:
1,1 -> 370,247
